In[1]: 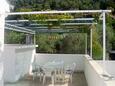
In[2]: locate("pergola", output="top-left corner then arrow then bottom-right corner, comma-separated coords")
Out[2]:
5,18 -> 95,55
6,18 -> 96,32
5,10 -> 111,64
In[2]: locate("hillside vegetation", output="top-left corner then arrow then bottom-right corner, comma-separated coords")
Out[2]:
6,0 -> 115,59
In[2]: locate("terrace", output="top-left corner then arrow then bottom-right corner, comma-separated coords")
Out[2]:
5,72 -> 87,86
0,9 -> 115,86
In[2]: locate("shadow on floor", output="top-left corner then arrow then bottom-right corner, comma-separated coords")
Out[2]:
4,72 -> 88,86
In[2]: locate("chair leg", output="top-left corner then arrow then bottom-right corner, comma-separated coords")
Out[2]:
43,75 -> 46,85
40,73 -> 42,82
33,72 -> 37,80
33,74 -> 35,80
33,73 -> 36,80
70,75 -> 72,83
51,75 -> 55,85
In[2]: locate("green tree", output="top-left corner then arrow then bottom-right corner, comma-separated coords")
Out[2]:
92,27 -> 103,60
36,33 -> 61,53
5,31 -> 26,44
61,33 -> 86,54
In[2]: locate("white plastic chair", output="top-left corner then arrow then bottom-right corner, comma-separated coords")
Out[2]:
32,64 -> 45,82
42,67 -> 54,85
42,61 -> 64,85
32,63 -> 39,80
65,63 -> 76,83
54,67 -> 66,83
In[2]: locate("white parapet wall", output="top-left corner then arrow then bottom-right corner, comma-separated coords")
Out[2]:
35,54 -> 115,86
1,44 -> 36,82
0,63 -> 3,86
84,55 -> 105,86
35,54 -> 85,71
84,55 -> 115,86
97,61 -> 115,78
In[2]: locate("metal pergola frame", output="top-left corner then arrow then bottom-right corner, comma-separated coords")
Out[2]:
5,10 -> 111,68
5,23 -> 35,34
6,18 -> 95,22
5,17 -> 96,46
6,10 -> 111,15
5,17 -> 96,33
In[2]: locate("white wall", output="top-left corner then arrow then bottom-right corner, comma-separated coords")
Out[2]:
2,48 -> 115,86
0,63 -> 3,86
84,56 -> 105,86
84,55 -> 115,86
97,61 -> 115,77
0,1 -> 10,86
1,44 -> 36,82
35,54 -> 84,71
0,0 -> 9,53
35,54 -> 115,86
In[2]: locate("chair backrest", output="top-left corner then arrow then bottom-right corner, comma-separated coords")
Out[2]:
72,63 -> 76,72
65,62 -> 76,74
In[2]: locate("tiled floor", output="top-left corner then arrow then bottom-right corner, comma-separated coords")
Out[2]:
4,72 -> 88,86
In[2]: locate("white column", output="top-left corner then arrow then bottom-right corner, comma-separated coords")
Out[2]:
0,1 -> 9,86
85,33 -> 87,54
102,12 -> 106,61
102,12 -> 106,75
90,28 -> 93,58
0,14 -> 5,53
0,0 -> 9,53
